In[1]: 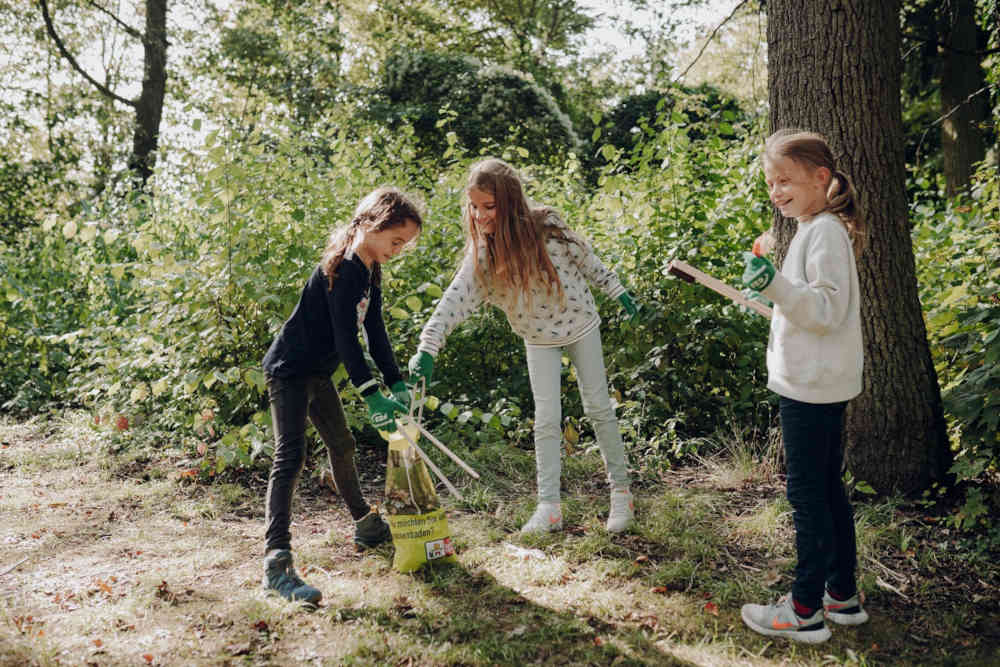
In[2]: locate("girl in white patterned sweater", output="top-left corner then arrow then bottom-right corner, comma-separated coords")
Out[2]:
408,158 -> 640,533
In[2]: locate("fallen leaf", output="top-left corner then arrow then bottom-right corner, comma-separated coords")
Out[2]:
704,602 -> 719,616
593,637 -> 603,646
651,586 -> 668,594
93,639 -> 103,648
143,654 -> 153,664
635,555 -> 649,563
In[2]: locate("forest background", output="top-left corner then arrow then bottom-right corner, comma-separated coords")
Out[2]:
0,0 -> 999,664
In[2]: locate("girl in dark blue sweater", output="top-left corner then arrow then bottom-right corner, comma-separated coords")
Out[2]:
260,187 -> 422,603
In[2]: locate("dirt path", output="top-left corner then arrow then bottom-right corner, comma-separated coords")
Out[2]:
0,416 -> 396,665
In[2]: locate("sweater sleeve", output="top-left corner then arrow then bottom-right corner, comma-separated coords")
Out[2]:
761,221 -> 854,335
327,265 -> 377,392
563,232 -> 626,299
364,285 -> 404,388
417,253 -> 487,358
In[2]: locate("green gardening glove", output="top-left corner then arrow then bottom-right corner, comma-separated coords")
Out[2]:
742,252 -> 776,291
363,390 -> 407,433
407,351 -> 434,386
390,380 -> 411,409
617,292 -> 640,321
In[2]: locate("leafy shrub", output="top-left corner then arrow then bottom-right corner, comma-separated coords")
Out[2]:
373,50 -> 581,164
914,160 -> 1000,531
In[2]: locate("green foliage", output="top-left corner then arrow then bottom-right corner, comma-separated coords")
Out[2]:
373,50 -> 581,164
214,1 -> 345,125
594,84 -> 746,172
914,160 -> 1000,532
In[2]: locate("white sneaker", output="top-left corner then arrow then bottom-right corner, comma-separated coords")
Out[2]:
606,489 -> 634,533
520,501 -> 563,533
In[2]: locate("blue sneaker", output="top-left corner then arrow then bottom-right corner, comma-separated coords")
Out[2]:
823,588 -> 869,625
263,550 -> 321,604
741,593 -> 831,643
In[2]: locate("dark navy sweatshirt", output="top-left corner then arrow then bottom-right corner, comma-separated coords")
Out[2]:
262,256 -> 403,394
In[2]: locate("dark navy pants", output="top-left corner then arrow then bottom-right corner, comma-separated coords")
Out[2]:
780,396 -> 858,610
264,374 -> 370,553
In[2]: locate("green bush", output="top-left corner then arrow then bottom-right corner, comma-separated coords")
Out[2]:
914,160 -> 1000,531
372,50 -> 581,165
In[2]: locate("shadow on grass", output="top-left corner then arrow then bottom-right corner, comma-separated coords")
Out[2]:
327,557 -> 698,666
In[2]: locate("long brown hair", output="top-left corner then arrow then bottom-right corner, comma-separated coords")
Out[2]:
764,129 -> 867,257
321,186 -> 423,289
464,158 -> 578,306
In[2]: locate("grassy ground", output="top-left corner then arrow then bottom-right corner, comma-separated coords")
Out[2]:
1,412 -> 998,666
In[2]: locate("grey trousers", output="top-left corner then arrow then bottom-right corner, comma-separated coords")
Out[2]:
525,327 -> 630,502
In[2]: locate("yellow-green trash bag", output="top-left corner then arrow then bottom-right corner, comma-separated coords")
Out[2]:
381,421 -> 457,572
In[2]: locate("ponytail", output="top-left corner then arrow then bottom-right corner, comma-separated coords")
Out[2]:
321,224 -> 358,290
826,169 -> 866,257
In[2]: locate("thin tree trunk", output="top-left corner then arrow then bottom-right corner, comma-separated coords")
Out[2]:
939,0 -> 987,197
38,0 -> 167,187
128,0 -> 168,184
767,0 -> 950,494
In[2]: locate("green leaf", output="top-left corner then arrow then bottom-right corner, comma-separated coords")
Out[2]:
245,368 -> 266,392
389,307 -> 409,320
405,296 -> 423,312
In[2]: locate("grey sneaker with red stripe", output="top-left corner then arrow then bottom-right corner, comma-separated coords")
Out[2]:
741,593 -> 831,643
521,501 -> 563,533
823,588 -> 869,625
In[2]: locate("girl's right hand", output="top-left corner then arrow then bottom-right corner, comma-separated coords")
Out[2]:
752,230 -> 776,257
364,391 -> 407,433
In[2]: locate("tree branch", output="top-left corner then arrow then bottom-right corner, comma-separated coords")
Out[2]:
36,0 -> 136,108
673,0 -> 752,84
902,30 -> 1000,56
84,0 -> 143,41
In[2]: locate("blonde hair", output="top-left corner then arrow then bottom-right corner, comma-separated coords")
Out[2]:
463,158 -> 579,306
764,129 -> 867,257
321,186 -> 423,289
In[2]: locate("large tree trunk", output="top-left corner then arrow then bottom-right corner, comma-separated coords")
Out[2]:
128,0 -> 168,184
939,0 -> 987,197
767,0 -> 950,494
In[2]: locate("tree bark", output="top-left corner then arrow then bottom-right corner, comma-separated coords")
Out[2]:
37,0 -> 167,187
767,0 -> 950,494
939,0 -> 987,197
128,0 -> 168,183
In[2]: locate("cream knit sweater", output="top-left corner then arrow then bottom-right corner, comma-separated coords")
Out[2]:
760,212 -> 863,403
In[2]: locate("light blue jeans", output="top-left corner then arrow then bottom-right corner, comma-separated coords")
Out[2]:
525,327 -> 630,502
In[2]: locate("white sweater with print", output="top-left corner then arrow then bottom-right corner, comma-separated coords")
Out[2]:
759,212 -> 863,403
418,224 -> 625,356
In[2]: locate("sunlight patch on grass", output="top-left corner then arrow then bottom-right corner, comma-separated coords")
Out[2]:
726,497 -> 792,548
